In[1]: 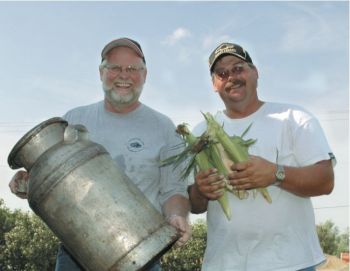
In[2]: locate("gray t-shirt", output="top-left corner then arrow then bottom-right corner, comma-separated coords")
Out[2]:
63,101 -> 187,212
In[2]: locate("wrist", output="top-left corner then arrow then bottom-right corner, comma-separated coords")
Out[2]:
166,214 -> 186,223
192,183 -> 207,200
188,184 -> 209,214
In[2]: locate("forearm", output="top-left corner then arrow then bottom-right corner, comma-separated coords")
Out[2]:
188,184 -> 209,214
162,194 -> 190,219
279,160 -> 334,197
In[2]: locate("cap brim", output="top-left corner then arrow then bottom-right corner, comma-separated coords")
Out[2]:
101,38 -> 144,60
210,52 -> 251,71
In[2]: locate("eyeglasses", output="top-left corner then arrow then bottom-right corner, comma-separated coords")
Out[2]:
104,64 -> 145,76
213,62 -> 247,81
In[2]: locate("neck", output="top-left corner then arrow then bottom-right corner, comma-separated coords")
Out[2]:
224,100 -> 264,119
104,99 -> 141,114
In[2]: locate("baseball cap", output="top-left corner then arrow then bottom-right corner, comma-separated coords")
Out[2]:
209,42 -> 253,72
101,37 -> 146,63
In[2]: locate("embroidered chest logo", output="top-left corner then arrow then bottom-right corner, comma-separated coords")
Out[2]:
127,138 -> 145,152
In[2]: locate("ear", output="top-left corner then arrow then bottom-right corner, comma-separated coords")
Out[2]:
211,76 -> 219,92
255,67 -> 259,79
99,67 -> 104,81
143,68 -> 148,83
252,65 -> 259,79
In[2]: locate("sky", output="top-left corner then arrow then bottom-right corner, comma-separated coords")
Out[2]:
0,1 -> 348,231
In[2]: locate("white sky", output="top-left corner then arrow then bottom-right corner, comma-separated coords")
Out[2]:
0,1 -> 348,231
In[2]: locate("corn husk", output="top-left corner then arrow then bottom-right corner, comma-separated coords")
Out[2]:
203,112 -> 272,203
162,113 -> 272,220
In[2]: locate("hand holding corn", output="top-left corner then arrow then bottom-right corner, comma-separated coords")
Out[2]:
228,155 -> 278,192
161,112 -> 272,220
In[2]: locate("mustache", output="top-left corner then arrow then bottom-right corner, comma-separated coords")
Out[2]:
225,79 -> 245,89
102,80 -> 132,92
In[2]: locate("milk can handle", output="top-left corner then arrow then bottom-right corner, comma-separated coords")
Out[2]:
64,124 -> 89,143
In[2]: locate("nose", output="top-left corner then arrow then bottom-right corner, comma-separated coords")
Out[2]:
118,68 -> 130,78
227,72 -> 237,81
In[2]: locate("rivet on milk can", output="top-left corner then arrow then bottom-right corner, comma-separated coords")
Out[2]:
7,117 -> 180,271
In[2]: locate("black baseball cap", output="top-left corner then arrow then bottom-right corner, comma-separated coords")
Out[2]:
101,37 -> 146,64
209,42 -> 253,72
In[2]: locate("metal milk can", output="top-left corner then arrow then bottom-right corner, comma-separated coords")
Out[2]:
7,117 -> 179,271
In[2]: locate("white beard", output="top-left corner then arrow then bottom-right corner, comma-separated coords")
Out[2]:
102,82 -> 142,106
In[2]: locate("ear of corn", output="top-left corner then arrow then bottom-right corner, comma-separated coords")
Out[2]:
161,113 -> 272,221
163,124 -> 232,220
205,143 -> 233,220
204,112 -> 272,203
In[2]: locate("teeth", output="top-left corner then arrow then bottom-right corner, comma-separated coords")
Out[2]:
115,82 -> 131,87
228,81 -> 244,90
226,85 -> 240,91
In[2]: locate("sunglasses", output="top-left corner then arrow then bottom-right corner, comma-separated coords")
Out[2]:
213,62 -> 247,81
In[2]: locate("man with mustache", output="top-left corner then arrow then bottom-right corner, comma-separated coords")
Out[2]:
188,42 -> 335,271
9,37 -> 191,271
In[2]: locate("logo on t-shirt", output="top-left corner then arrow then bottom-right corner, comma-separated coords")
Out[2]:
127,138 -> 144,152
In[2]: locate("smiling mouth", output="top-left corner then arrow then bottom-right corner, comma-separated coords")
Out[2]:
226,81 -> 245,92
114,82 -> 132,88
232,82 -> 243,89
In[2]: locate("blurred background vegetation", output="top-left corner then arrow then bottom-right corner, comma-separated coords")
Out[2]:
0,198 -> 348,271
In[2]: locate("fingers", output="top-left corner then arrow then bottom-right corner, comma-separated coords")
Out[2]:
230,160 -> 250,171
228,156 -> 276,189
167,215 -> 192,248
228,169 -> 256,190
175,229 -> 191,248
195,168 -> 217,181
9,170 -> 29,199
228,168 -> 252,180
195,168 -> 226,200
14,192 -> 28,199
174,224 -> 191,248
231,179 -> 253,190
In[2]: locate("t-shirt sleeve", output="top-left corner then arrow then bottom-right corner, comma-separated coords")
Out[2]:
157,123 -> 189,206
293,116 -> 336,167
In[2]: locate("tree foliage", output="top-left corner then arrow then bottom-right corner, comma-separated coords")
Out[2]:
336,231 -> 349,255
1,198 -> 349,271
161,219 -> 207,270
317,219 -> 349,256
0,199 -> 59,271
317,220 -> 339,254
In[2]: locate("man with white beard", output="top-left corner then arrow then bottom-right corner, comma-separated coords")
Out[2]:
9,37 -> 191,271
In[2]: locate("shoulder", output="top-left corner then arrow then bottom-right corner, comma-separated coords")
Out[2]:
139,104 -> 184,144
64,101 -> 102,116
264,102 -> 316,124
63,101 -> 102,123
141,104 -> 175,128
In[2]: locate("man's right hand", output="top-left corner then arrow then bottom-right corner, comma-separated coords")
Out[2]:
194,168 -> 226,200
9,170 -> 29,199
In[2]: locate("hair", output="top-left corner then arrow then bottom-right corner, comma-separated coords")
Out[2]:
99,59 -> 108,69
247,63 -> 256,69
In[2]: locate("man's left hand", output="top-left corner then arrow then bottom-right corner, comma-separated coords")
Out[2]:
167,214 -> 192,248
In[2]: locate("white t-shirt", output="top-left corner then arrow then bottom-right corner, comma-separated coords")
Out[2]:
193,102 -> 334,271
63,101 -> 188,212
